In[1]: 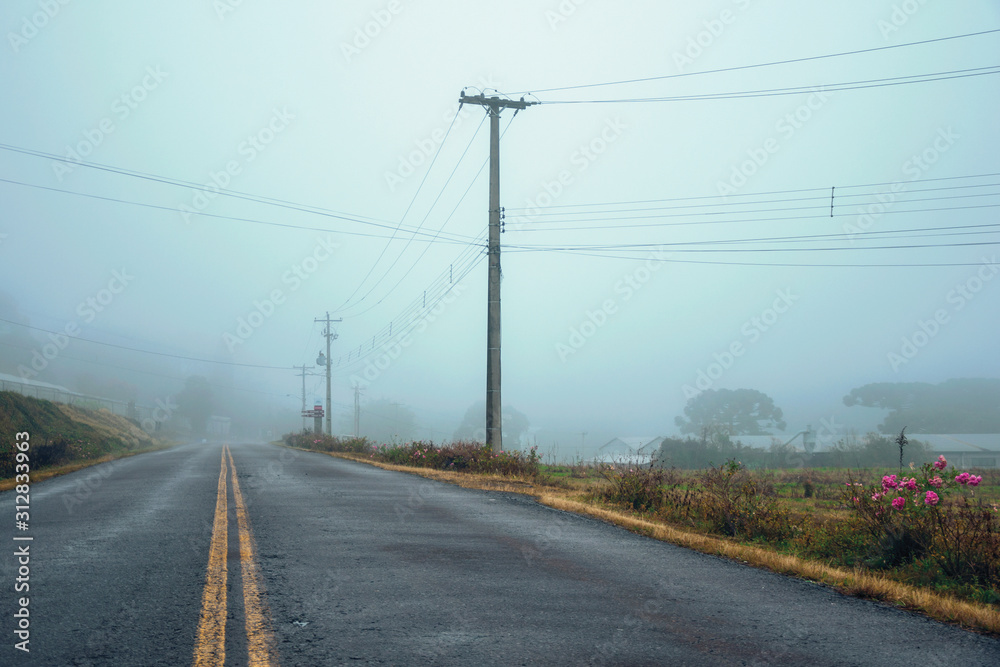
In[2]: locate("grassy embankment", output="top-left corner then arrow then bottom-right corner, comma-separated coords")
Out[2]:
282,431 -> 1000,635
0,390 -> 171,490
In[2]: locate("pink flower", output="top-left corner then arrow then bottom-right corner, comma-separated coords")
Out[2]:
933,455 -> 947,471
955,472 -> 971,485
903,477 -> 918,491
924,491 -> 940,506
928,476 -> 943,488
968,475 -> 982,487
871,492 -> 884,502
881,475 -> 898,491
891,497 -> 906,511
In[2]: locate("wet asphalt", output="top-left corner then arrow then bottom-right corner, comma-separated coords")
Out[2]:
1,441 -> 998,666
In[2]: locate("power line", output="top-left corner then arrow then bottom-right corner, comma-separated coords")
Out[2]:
333,107 -> 467,312
335,112 -> 489,315
0,143 -> 408,232
340,112 -> 519,320
0,176 -> 481,245
513,28 -> 1000,95
0,317 -> 290,370
539,65 -> 1000,105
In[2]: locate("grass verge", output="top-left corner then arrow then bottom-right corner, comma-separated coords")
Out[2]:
281,442 -> 1000,636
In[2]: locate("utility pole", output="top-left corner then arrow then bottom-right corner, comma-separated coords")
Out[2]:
315,312 -> 342,436
294,365 -> 312,431
459,90 -> 536,451
352,384 -> 361,438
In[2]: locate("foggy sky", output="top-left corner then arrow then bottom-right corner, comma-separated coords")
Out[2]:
2,1 -> 999,457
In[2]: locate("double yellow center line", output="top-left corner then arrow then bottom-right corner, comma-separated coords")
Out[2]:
193,444 -> 279,666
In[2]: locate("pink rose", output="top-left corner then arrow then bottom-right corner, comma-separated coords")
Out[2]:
955,472 -> 971,485
969,475 -> 982,487
891,497 -> 906,510
924,491 -> 940,506
933,455 -> 948,471
929,476 -> 943,488
904,477 -> 918,491
881,475 -> 898,491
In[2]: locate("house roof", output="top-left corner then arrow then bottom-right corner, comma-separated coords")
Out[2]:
600,436 -> 663,453
908,434 -> 1000,453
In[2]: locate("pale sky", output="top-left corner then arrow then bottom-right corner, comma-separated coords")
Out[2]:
2,1 -> 999,454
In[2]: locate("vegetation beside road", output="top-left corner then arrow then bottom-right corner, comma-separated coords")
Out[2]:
0,391 -> 169,488
285,431 -> 1000,635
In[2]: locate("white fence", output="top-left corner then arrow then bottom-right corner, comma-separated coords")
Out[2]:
0,378 -> 156,427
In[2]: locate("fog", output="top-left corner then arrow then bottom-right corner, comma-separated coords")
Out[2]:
2,2 -> 998,460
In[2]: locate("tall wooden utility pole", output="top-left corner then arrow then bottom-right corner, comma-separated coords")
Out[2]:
352,384 -> 361,438
315,312 -> 342,436
294,364 -> 312,431
458,91 -> 536,451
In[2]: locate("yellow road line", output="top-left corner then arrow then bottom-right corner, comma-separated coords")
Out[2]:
227,445 -> 279,667
193,448 -> 228,667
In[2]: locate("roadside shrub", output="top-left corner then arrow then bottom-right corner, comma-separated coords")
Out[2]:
282,431 -> 541,477
596,465 -> 680,512
844,456 -> 1000,586
701,460 -> 791,541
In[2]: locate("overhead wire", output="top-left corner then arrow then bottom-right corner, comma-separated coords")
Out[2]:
512,28 -> 1000,95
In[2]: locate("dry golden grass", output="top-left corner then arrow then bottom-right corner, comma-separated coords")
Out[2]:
0,442 -> 176,492
56,404 -> 152,447
296,446 -> 1000,636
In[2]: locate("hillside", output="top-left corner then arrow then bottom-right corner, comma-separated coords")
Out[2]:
0,391 -> 163,479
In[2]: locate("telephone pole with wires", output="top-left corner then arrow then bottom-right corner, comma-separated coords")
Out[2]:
353,384 -> 362,438
294,364 -> 313,431
458,90 -> 537,451
315,312 -> 342,436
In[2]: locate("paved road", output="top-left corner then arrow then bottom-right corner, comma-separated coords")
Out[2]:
1,441 -> 998,666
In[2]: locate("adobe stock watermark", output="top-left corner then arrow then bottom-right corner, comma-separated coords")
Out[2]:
340,0 -> 406,63
384,75 -> 499,193
214,0 -> 247,21
515,117 -> 628,228
140,395 -> 178,433
7,0 -> 72,54
556,249 -> 671,362
350,282 -> 467,388
17,268 -> 135,380
682,288 -> 799,399
672,0 -> 756,72
887,256 -> 997,372
52,66 -> 168,182
843,127 -> 958,241
178,107 -> 294,224
716,88 -> 832,199
878,0 -> 932,40
223,235 -> 339,352
544,0 -> 589,31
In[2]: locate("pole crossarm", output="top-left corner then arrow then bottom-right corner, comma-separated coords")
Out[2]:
459,92 -> 538,114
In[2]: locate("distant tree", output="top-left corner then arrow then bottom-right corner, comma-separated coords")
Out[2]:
176,376 -> 214,434
359,398 -> 417,444
843,379 -> 1000,433
675,388 -> 786,436
453,401 -> 531,446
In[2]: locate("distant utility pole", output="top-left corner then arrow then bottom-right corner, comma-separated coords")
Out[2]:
459,90 -> 537,451
352,385 -> 361,438
294,364 -> 313,431
315,312 -> 342,436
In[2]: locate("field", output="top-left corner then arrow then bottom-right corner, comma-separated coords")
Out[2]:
284,432 -> 1000,633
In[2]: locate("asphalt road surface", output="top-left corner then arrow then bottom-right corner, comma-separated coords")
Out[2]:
2,441 -> 998,666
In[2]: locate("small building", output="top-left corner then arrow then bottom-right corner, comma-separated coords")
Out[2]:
910,435 -> 1000,469
590,436 -> 664,465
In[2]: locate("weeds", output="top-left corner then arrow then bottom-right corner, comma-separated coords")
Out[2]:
283,432 -> 541,477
